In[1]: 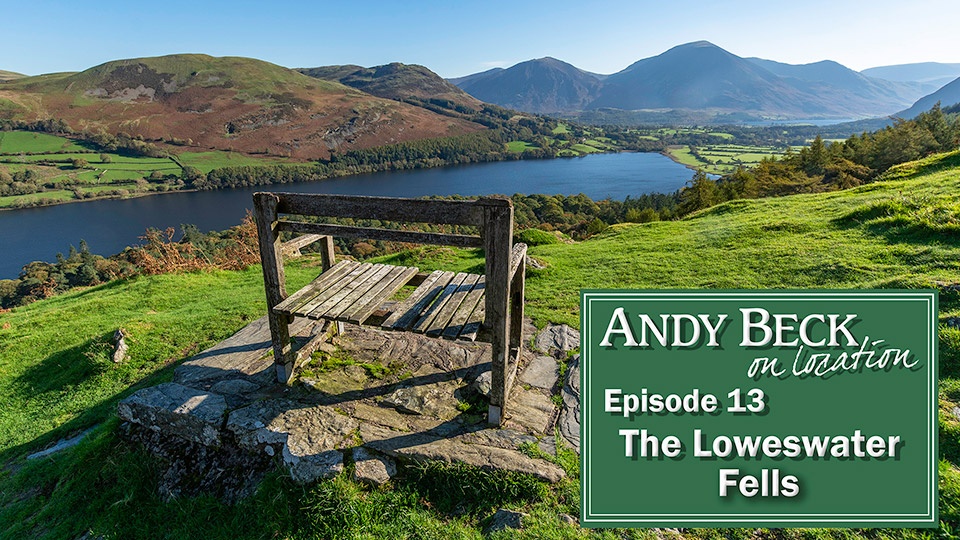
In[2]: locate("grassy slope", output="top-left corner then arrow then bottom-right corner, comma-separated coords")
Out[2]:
1,151 -> 959,538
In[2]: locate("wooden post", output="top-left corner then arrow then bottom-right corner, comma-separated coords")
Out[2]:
253,193 -> 294,384
319,235 -> 336,272
509,246 -> 526,352
481,198 -> 513,426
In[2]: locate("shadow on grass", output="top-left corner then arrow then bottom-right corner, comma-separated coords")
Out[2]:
12,332 -> 115,395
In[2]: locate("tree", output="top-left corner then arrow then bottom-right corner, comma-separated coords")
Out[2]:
726,167 -> 759,199
71,158 -> 88,169
181,166 -> 205,187
678,170 -> 719,215
100,153 -> 112,164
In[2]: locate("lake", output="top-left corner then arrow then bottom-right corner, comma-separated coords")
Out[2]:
0,152 -> 694,278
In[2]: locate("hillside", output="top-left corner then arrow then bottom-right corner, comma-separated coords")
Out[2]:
746,57 -> 927,111
0,70 -> 24,82
450,57 -> 601,114
298,62 -> 483,113
899,76 -> 960,118
862,62 -> 960,91
1,150 -> 959,537
452,41 -> 928,121
0,54 -> 484,160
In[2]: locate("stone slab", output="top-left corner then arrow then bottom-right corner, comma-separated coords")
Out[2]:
534,323 -> 580,356
174,315 -> 323,389
520,355 -> 559,390
560,355 -> 580,453
506,386 -> 556,434
353,447 -> 396,486
118,382 -> 226,446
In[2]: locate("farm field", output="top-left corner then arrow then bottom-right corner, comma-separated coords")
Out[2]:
0,131 -> 298,208
666,143 -> 784,175
177,151 -> 292,173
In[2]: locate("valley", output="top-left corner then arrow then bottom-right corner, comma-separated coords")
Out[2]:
1,22 -> 959,538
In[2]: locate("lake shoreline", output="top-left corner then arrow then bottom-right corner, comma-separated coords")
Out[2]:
0,152 -> 695,278
0,149 -> 703,212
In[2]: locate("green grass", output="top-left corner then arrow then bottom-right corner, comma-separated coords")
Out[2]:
177,151 -> 290,174
0,133 -> 188,202
77,183 -> 140,194
505,141 -> 539,153
569,143 -> 603,154
2,152 -> 960,538
0,189 -> 76,207
0,131 -> 87,154
666,145 -> 703,169
666,144 -> 784,175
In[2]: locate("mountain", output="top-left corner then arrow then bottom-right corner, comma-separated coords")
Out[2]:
298,62 -> 482,112
747,57 -> 927,108
0,54 -> 483,160
861,62 -> 960,91
450,57 -> 601,114
590,41 -> 850,116
0,70 -> 24,81
452,42 -> 918,122
898,76 -> 960,118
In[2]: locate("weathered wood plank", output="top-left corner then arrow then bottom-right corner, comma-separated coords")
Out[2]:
425,273 -> 481,337
411,272 -> 469,334
458,287 -> 486,341
509,244 -> 527,351
343,266 -> 420,325
273,260 -> 359,315
325,264 -> 402,320
270,192 -> 487,226
276,221 -> 482,248
319,235 -> 336,271
381,270 -> 454,330
510,243 -> 527,277
280,233 -> 325,257
441,275 -> 485,340
291,262 -> 373,318
253,192 -> 293,384
303,264 -> 386,320
505,346 -> 521,402
483,201 -> 514,425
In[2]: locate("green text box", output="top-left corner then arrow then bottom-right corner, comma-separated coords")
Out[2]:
581,290 -> 937,528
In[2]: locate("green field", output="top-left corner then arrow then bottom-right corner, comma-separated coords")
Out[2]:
0,131 -> 87,154
177,151 -> 291,173
0,132 -> 302,207
1,151 -> 958,538
0,189 -> 75,208
505,140 -> 539,153
666,143 -> 784,175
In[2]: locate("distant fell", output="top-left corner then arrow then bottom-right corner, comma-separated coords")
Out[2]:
898,76 -> 960,118
862,62 -> 960,90
746,57 -> 926,113
450,41 -> 920,122
0,69 -> 25,81
299,62 -> 482,112
590,41 -> 804,112
0,54 -> 483,160
450,57 -> 601,114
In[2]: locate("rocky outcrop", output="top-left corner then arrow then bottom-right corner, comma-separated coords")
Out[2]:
117,317 -> 581,501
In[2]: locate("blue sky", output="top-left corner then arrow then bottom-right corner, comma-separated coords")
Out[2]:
3,0 -> 958,77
